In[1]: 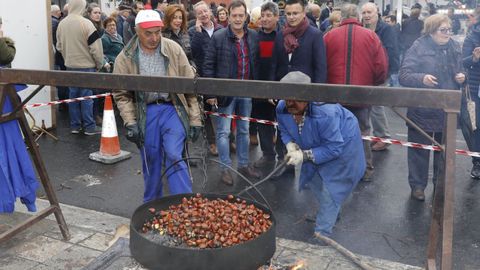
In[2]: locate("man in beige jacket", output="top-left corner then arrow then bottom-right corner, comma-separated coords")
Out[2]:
113,10 -> 202,202
56,0 -> 108,135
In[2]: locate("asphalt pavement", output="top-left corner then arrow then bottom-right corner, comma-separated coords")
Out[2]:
31,106 -> 480,269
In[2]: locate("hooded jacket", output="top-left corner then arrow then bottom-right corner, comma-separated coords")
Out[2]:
56,0 -> 105,69
112,35 -> 202,145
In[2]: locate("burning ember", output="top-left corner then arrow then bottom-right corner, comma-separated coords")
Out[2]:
289,260 -> 306,270
142,194 -> 272,249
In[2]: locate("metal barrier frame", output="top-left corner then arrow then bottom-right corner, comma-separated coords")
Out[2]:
0,69 -> 461,270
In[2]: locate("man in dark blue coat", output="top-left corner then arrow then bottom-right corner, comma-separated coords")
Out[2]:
203,0 -> 261,185
277,72 -> 365,238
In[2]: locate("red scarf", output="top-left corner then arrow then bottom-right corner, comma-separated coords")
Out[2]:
282,17 -> 309,54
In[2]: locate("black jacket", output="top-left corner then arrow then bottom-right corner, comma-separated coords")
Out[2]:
203,26 -> 259,107
462,22 -> 480,93
375,20 -> 399,74
188,22 -> 223,77
401,17 -> 424,52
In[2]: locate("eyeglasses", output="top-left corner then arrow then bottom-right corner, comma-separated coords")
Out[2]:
437,27 -> 453,34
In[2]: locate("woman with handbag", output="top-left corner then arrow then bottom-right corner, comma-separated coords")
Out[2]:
399,14 -> 465,201
461,8 -> 480,179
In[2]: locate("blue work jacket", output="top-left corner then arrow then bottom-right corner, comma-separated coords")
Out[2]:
0,86 -> 38,213
276,101 -> 365,205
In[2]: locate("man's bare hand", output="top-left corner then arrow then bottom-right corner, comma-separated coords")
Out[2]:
455,73 -> 466,84
423,74 -> 438,87
195,19 -> 202,32
473,47 -> 480,62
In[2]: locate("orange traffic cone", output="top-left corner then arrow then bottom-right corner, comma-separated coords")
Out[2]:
89,95 -> 131,164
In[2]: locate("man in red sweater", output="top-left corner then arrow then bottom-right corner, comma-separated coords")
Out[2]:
323,3 -> 388,181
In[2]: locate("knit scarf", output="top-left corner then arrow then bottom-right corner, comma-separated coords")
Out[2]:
282,17 -> 309,54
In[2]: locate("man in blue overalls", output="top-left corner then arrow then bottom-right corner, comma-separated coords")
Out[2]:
276,72 -> 365,238
113,10 -> 202,202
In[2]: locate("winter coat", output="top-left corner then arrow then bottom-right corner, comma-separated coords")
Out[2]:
271,25 -> 327,83
462,22 -> 480,95
0,37 -> 15,67
375,20 -> 399,74
112,35 -> 202,145
56,0 -> 105,69
320,8 -> 331,25
400,17 -> 424,53
101,32 -> 124,64
324,19 -> 388,86
188,22 -> 223,77
0,88 -> 39,213
202,26 -> 259,107
162,28 -> 193,64
276,101 -> 365,205
399,35 -> 463,132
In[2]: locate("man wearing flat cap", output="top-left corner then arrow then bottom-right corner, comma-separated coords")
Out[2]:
113,10 -> 202,202
276,71 -> 365,238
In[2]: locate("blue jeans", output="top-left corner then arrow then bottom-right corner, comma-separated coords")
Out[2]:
67,67 -> 96,131
140,103 -> 192,202
308,174 -> 341,237
215,97 -> 252,169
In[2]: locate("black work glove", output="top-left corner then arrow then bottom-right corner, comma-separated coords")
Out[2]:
126,123 -> 142,148
189,126 -> 203,143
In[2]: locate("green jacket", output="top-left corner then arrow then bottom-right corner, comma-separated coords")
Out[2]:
101,33 -> 124,64
0,37 -> 15,67
112,35 -> 202,145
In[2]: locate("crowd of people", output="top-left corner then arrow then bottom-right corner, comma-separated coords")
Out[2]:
1,0 -> 475,238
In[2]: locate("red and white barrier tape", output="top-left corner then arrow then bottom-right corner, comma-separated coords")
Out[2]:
205,111 -> 480,158
23,93 -> 111,109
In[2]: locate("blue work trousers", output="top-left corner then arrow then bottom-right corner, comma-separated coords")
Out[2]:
215,97 -> 252,169
140,103 -> 192,202
67,67 -> 96,131
308,175 -> 341,237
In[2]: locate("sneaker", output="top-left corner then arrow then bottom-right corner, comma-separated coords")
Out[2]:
411,188 -> 425,201
470,163 -> 480,179
84,126 -> 102,136
71,128 -> 82,134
